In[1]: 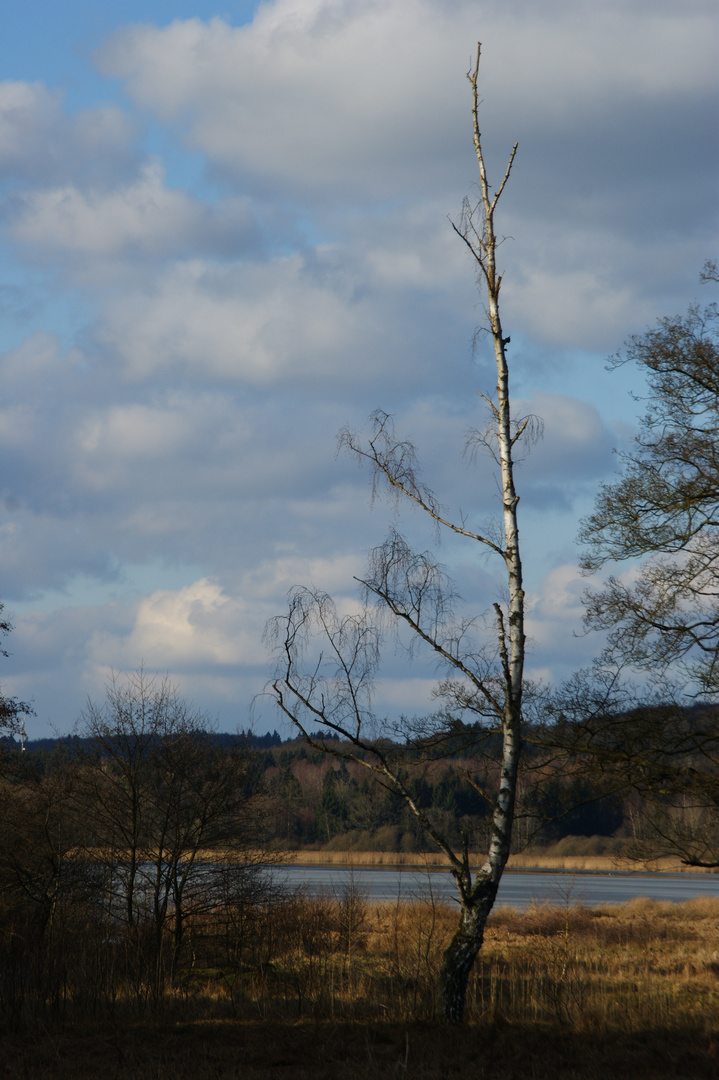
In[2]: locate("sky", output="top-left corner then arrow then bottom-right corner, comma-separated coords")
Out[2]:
0,0 -> 717,738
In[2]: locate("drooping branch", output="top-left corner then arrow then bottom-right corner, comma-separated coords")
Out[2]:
267,42 -> 527,1024
339,412 -> 505,556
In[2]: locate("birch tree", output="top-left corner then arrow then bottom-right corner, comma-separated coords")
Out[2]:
267,45 -> 528,1024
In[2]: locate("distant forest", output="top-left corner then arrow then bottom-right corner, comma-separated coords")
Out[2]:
2,721 -> 692,858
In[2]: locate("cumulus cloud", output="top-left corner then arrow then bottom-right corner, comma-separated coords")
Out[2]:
93,0 -> 717,351
97,4 -> 472,199
0,80 -> 135,186
10,161 -> 257,263
2,0 -> 716,735
91,578 -> 260,669
90,232 -> 472,386
94,254 -> 372,383
98,1 -> 716,198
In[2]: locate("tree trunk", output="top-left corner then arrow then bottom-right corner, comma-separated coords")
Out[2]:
440,907 -> 484,1022
439,876 -> 500,1023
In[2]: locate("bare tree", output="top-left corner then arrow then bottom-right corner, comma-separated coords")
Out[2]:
267,45 -> 530,1024
580,265 -> 719,691
73,670 -> 269,982
0,602 -> 32,740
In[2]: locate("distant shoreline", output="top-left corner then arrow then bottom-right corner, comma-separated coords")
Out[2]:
285,850 -> 719,874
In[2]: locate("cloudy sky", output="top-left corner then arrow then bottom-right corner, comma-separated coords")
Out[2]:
1,0 -> 717,737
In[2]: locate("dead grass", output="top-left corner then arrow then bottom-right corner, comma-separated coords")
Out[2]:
287,849 -> 719,873
2,897 -> 718,1078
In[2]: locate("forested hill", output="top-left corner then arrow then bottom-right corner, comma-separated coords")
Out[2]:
5,708 -> 716,863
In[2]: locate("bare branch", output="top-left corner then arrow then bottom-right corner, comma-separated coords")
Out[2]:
266,42 -> 526,1024
340,411 -> 505,555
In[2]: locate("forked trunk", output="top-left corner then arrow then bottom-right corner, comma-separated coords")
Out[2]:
439,878 -> 501,1023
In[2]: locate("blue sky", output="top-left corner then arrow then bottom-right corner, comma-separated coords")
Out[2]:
1,0 -> 717,736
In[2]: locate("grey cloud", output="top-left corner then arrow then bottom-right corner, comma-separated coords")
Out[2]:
93,1 -> 717,353
2,0 -> 716,734
0,81 -> 137,188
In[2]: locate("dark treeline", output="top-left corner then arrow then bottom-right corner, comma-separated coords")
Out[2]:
5,727 -> 285,755
244,703 -> 719,860
5,706 -> 717,862
0,675 -> 717,1034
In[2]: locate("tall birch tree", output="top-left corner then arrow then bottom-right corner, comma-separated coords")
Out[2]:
267,44 -> 528,1024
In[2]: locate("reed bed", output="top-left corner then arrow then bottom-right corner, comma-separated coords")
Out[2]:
3,894 -> 718,1077
287,849 -> 719,873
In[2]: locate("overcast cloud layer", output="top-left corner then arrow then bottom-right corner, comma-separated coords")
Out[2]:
1,0 -> 717,735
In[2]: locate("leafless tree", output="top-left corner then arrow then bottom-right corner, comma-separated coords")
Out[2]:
580,264 -> 719,692
267,45 -> 532,1023
72,670 -> 270,981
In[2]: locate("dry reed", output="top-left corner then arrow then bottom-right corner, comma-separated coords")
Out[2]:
287,849 -> 719,873
2,896 -> 718,1078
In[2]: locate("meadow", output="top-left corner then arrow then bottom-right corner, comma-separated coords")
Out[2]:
2,893 -> 717,1078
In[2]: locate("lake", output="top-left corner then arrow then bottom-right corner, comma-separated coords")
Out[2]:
275,864 -> 719,908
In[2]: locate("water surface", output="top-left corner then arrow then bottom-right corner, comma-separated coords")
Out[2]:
276,864 -> 719,908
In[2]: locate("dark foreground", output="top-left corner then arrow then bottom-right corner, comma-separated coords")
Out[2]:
2,1021 -> 717,1079
3,898 -> 718,1077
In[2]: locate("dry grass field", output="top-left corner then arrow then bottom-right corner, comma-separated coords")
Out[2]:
2,896 -> 718,1078
288,848 -> 719,873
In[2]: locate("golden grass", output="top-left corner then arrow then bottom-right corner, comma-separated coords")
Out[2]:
287,849 -> 719,873
72,848 -> 719,873
3,897 -> 718,1078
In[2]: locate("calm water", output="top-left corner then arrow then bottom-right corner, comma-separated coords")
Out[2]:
276,864 -> 719,908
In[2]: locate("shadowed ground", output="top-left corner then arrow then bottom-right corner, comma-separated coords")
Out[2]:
2,1021 -> 717,1079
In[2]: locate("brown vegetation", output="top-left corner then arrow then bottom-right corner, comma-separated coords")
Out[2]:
288,848 -> 719,874
2,894 -> 717,1077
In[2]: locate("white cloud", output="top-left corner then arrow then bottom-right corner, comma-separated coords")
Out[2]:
0,79 -> 134,184
97,1 -> 716,199
95,255 -> 354,382
8,169 -> 262,279
92,244 -> 449,384
11,161 -> 210,257
527,563 -> 586,629
92,578 -> 259,669
97,4 -> 472,198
